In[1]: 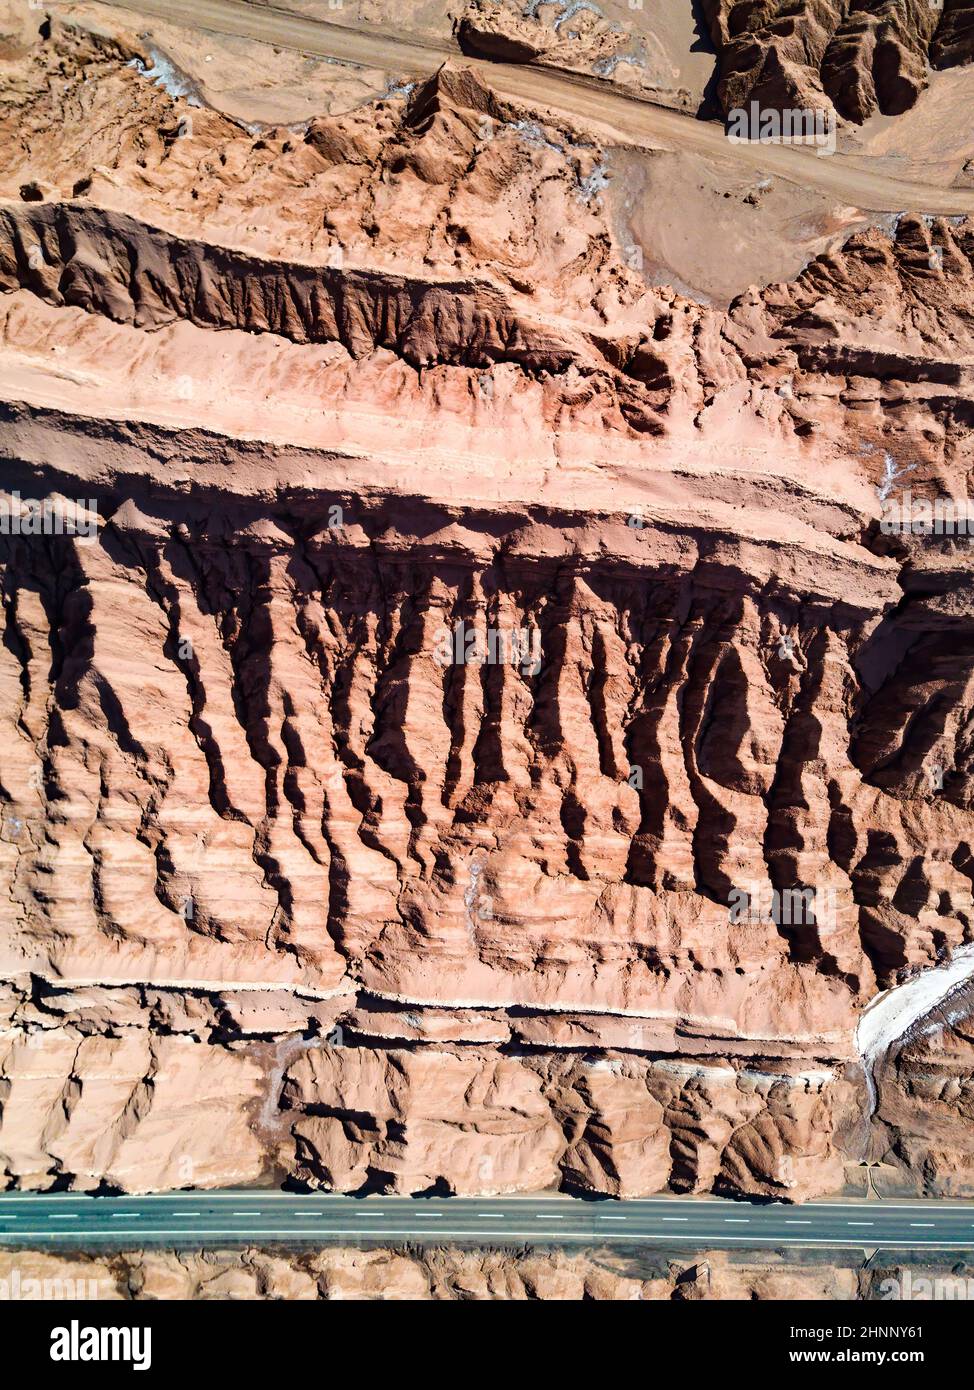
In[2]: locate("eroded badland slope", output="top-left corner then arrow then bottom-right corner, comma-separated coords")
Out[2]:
1,3 -> 974,1204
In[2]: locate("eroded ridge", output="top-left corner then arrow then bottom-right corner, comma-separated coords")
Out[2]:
1,9 -> 974,1204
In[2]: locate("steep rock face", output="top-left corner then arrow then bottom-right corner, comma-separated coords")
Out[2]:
453,0 -> 685,103
872,987 -> 974,1192
820,0 -> 941,122
932,0 -> 974,67
702,0 -> 843,116
702,0 -> 974,123
284,1047 -> 850,1198
0,1245 -> 862,1300
1,14 -> 974,1202
0,198 -> 670,436
457,3 -> 559,66
0,1029 -> 265,1192
0,489 -> 968,1198
0,497 -> 925,1010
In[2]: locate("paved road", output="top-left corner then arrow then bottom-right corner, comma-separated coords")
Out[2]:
93,0 -> 974,215
2,1191 -> 974,1249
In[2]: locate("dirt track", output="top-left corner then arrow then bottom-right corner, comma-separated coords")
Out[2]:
96,0 -> 974,215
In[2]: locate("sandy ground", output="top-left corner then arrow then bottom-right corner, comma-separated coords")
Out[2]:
843,66 -> 974,189
607,145 -> 871,305
69,1 -> 394,122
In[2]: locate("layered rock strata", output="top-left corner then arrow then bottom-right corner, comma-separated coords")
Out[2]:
0,11 -> 973,1202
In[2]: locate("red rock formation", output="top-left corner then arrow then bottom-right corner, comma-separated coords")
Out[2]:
703,0 -> 974,122
0,1244 -> 863,1300
0,12 -> 973,1205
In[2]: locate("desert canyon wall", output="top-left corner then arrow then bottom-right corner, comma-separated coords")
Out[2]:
1,6 -> 974,1203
